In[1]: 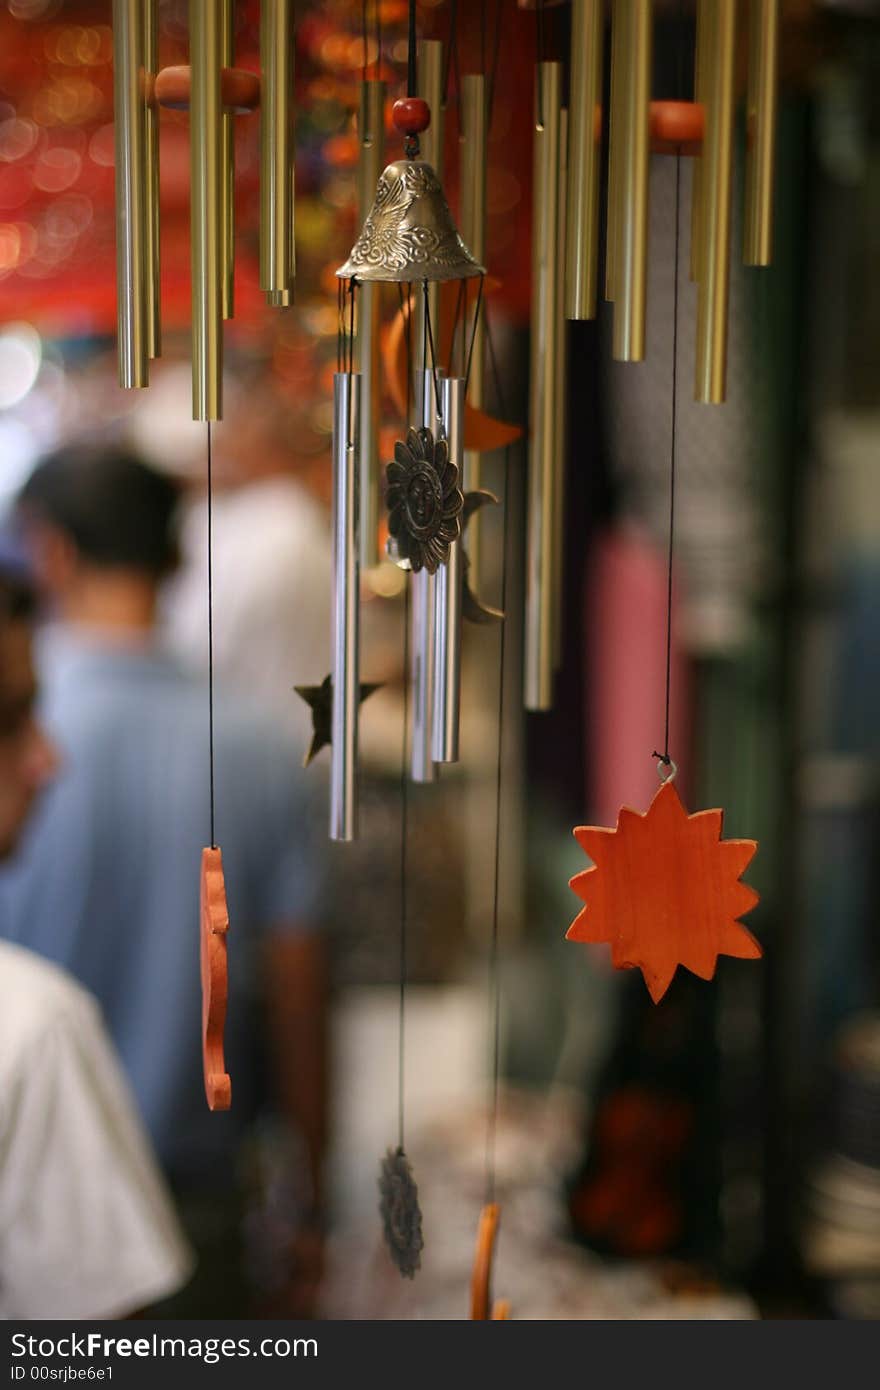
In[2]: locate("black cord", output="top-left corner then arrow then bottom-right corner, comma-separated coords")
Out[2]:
362,0 -> 368,82
407,0 -> 417,97
423,281 -> 444,426
463,274 -> 485,395
655,0 -> 687,771
398,576 -> 411,1152
487,0 -> 504,127
483,310 -> 511,1206
207,421 -> 216,849
658,155 -> 681,769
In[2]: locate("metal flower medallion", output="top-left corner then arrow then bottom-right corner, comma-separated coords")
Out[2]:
385,425 -> 463,574
378,1147 -> 424,1279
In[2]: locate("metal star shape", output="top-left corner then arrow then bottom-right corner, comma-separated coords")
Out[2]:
293,674 -> 381,767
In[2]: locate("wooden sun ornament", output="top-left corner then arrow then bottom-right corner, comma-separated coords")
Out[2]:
200,846 -> 231,1110
470,1203 -> 510,1320
567,778 -> 762,1003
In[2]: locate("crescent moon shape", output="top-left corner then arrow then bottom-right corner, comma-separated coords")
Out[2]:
462,490 -> 504,625
382,283 -> 523,453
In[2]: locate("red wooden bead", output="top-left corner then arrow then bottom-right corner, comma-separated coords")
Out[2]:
392,96 -> 431,136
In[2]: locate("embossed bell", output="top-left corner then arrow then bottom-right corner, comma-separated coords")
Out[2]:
337,157 -> 484,283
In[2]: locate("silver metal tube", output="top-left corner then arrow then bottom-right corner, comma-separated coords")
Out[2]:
411,369 -> 441,783
357,79 -> 385,569
432,375 -> 465,764
330,370 -> 361,841
113,0 -> 148,388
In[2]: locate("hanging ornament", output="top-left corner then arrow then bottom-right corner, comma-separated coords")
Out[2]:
294,676 -> 382,767
200,846 -> 231,1110
385,426 -> 464,575
470,1203 -> 510,1320
378,1147 -> 424,1279
567,773 -> 762,1004
461,490 -> 504,625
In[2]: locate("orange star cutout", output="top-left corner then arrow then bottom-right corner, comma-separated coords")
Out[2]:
567,780 -> 762,1003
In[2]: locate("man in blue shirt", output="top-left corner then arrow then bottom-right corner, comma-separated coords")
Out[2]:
0,445 -> 328,1315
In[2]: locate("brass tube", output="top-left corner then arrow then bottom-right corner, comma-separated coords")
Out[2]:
694,0 -> 736,404
553,107 -> 569,671
690,0 -> 711,282
260,0 -> 294,297
605,0 -> 626,302
144,0 -> 160,358
566,0 -> 603,319
113,0 -> 148,388
524,62 -> 561,712
744,0 -> 779,266
460,73 -> 487,574
357,79 -> 385,569
612,0 -> 652,363
190,0 -> 223,421
221,0 -> 234,319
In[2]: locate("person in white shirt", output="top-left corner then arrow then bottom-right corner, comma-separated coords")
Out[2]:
0,564 -> 193,1318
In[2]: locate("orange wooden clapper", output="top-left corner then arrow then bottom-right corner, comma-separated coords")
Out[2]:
200,846 -> 231,1111
470,1203 -> 510,1320
567,778 -> 761,1004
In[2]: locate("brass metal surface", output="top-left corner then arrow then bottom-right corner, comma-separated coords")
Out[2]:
525,62 -> 561,711
113,0 -> 148,388
695,0 -> 736,404
356,79 -> 386,569
744,0 -> 779,266
612,0 -> 653,363
260,0 -> 295,297
190,0 -> 223,420
566,0 -> 603,319
144,0 -> 160,358
337,160 -> 484,283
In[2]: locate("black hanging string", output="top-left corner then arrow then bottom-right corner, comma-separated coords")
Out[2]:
206,421 -> 216,849
407,0 -> 417,97
487,0 -> 504,125
362,0 -> 368,81
422,279 -> 444,427
398,577 -> 411,1151
654,0 -> 686,774
442,0 -> 458,107
448,277 -> 466,378
483,309 -> 512,1206
463,274 -> 485,395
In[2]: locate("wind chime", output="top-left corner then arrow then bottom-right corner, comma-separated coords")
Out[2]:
526,1 -> 778,996
331,0 -> 497,1282
112,0 -> 297,1110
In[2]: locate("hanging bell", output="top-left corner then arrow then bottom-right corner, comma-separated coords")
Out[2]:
337,98 -> 484,284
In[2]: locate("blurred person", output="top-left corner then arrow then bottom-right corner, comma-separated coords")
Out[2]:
0,446 -> 328,1317
130,364 -> 332,735
0,565 -> 193,1318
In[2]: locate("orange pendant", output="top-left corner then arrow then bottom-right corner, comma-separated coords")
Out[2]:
470,1203 -> 510,1320
200,846 -> 231,1110
567,780 -> 761,1003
